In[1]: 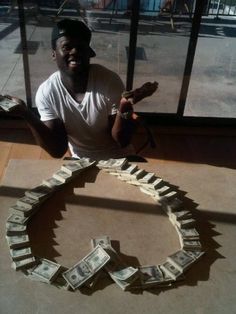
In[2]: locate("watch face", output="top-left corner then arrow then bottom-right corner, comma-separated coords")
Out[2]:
119,110 -> 133,119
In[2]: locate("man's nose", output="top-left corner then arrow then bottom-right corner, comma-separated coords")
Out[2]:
69,47 -> 85,57
69,47 -> 78,54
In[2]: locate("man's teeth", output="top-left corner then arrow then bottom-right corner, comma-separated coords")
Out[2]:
69,61 -> 78,65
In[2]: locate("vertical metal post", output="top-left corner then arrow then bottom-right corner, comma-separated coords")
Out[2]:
126,0 -> 140,91
177,0 -> 206,117
17,0 -> 32,107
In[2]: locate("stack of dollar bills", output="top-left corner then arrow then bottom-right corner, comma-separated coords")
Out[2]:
5,157 -> 205,291
0,95 -> 18,112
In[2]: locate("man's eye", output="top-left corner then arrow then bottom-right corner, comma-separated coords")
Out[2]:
62,45 -> 71,51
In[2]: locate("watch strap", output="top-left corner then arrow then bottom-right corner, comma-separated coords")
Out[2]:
117,109 -> 133,120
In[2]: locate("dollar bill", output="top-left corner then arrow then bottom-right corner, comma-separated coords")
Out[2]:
139,186 -> 159,197
162,269 -> 185,283
150,189 -> 175,203
42,177 -> 64,189
31,258 -> 61,283
91,236 -> 139,290
62,245 -> 110,290
110,164 -> 138,176
17,196 -> 40,209
139,265 -> 164,285
180,239 -> 202,251
12,256 -> 37,270
109,266 -> 139,281
109,158 -> 128,169
123,164 -> 138,174
0,95 -> 18,111
61,158 -> 96,176
51,267 -> 72,290
142,177 -> 163,190
156,185 -> 171,196
184,250 -> 205,261
91,235 -> 111,249
167,250 -> 195,272
137,172 -> 156,184
97,158 -> 128,170
158,191 -> 178,202
74,158 -> 96,169
169,210 -> 192,222
88,236 -> 112,288
106,265 -> 139,290
175,227 -> 200,241
130,265 -> 169,289
53,170 -> 72,183
6,222 -> 27,235
97,159 -> 118,169
9,203 -> 38,218
126,169 -> 147,181
125,180 -> 142,186
108,270 -> 139,291
6,234 -> 30,249
25,184 -> 53,201
140,184 -> 170,199
61,162 -> 85,176
6,214 -> 30,225
160,261 -> 183,280
10,247 -> 32,261
162,197 -> 184,214
85,246 -> 111,273
127,169 -> 148,183
175,218 -> 196,229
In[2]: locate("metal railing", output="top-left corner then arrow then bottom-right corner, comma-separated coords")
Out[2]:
1,0 -> 236,18
206,0 -> 236,17
87,0 -> 236,17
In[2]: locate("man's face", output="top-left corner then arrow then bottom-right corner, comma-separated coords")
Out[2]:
53,36 -> 90,77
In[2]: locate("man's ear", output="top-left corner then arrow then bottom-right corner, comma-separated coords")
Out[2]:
52,50 -> 56,60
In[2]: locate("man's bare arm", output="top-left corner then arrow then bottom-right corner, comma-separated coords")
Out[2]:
3,96 -> 68,158
111,81 -> 158,147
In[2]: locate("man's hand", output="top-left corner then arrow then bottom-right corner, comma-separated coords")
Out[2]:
0,95 -> 27,116
122,81 -> 158,104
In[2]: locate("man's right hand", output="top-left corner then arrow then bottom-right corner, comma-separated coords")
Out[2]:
0,95 -> 27,117
122,81 -> 158,105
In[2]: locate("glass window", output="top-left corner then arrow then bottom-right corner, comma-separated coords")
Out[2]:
184,14 -> 236,118
2,0 -> 235,123
0,3 -> 26,101
23,1 -> 131,107
133,0 -> 193,114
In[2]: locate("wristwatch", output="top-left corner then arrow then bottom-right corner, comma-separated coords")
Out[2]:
117,109 -> 133,120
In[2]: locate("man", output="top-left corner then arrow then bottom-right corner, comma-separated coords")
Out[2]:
2,19 -> 157,160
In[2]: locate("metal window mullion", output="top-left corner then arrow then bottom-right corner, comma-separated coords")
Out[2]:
177,0 -> 206,117
126,0 -> 140,91
17,0 -> 32,108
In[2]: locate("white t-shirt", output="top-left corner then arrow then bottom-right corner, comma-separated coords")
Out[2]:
35,64 -> 135,159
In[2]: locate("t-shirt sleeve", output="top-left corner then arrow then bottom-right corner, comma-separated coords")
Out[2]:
35,83 -> 58,121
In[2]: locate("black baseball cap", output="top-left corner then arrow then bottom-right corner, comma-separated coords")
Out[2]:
51,19 -> 96,57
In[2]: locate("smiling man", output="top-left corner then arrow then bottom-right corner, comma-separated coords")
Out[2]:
2,19 -> 157,160
35,19 -> 137,160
